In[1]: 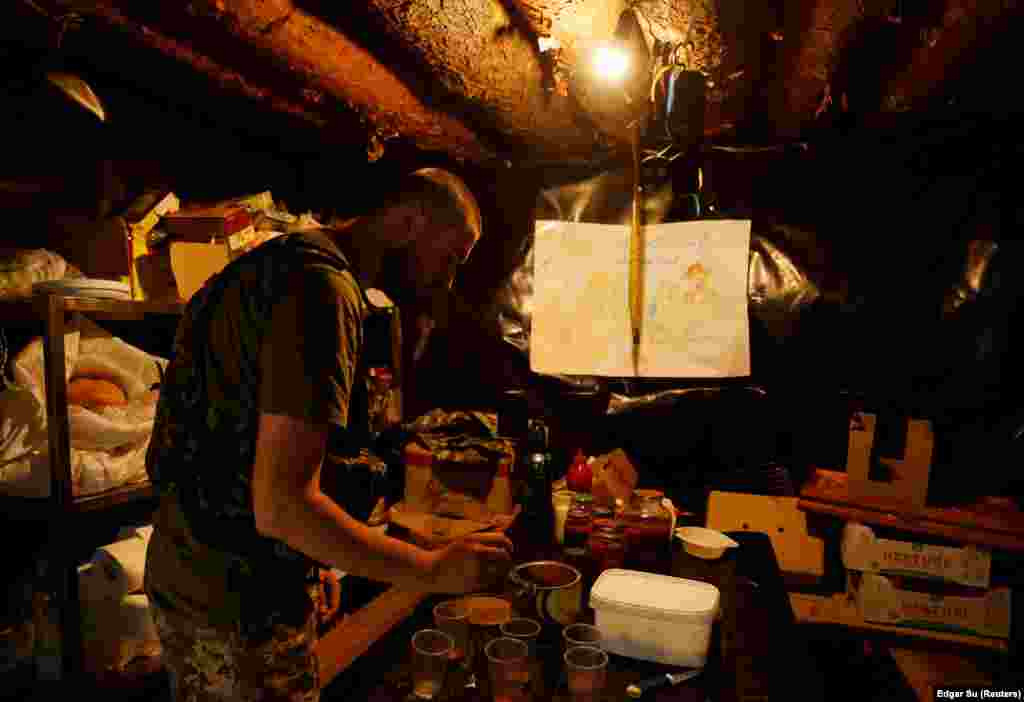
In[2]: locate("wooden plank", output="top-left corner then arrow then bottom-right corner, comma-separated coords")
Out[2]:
799,469 -> 1024,552
314,587 -> 427,686
0,483 -> 157,521
39,294 -> 83,681
73,483 -> 157,514
40,295 -> 73,511
789,593 -> 1010,654
0,295 -> 183,325
888,646 -> 995,702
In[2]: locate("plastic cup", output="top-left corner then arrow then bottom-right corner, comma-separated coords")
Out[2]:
433,599 -> 471,666
410,629 -> 454,700
485,636 -> 532,702
552,490 -> 573,544
562,623 -> 603,652
500,618 -> 544,696
564,645 -> 608,702
499,618 -> 542,656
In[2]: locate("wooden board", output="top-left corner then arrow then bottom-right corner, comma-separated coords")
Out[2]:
388,505 -> 495,546
706,491 -> 825,585
888,646 -> 995,702
799,469 -> 1024,552
789,592 -> 1010,653
846,412 -> 933,512
314,587 -> 427,686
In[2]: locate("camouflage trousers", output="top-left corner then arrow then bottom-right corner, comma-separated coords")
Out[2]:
149,588 -> 322,702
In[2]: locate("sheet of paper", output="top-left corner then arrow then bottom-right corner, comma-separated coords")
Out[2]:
530,219 -> 751,377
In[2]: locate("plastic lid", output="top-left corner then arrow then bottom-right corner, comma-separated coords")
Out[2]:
675,527 -> 739,550
590,569 -> 719,619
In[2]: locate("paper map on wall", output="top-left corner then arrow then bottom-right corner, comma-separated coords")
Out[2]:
530,219 -> 751,377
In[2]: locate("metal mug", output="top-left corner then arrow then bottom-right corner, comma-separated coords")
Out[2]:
506,560 -> 583,630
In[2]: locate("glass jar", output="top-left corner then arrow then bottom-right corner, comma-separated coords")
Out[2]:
563,493 -> 594,559
620,489 -> 674,573
587,519 -> 626,573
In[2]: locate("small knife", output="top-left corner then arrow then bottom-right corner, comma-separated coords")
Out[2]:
626,669 -> 702,698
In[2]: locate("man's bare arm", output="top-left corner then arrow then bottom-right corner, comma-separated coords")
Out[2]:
251,412 -> 445,589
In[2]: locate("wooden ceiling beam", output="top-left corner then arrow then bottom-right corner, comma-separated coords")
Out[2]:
43,0 -> 498,163
81,3 -> 332,132
879,0 -> 1021,115
776,0 -> 863,139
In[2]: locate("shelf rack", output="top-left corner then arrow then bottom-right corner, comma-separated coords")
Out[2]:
0,293 -> 182,682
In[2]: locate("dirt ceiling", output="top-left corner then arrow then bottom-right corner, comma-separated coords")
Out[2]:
4,0 -> 1022,167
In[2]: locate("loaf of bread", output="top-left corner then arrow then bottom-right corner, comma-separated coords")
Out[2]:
67,376 -> 129,409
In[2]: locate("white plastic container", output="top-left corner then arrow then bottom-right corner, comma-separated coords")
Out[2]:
590,569 -> 719,668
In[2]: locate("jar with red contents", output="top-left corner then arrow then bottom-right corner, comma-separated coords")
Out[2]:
587,507 -> 626,573
621,489 -> 674,574
562,493 -> 593,562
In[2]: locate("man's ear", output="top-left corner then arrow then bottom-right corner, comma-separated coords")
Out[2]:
404,199 -> 429,241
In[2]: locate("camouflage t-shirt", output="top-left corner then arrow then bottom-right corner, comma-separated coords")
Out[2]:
145,229 -> 370,638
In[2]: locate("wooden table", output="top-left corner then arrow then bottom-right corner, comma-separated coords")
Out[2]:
324,531 -> 825,702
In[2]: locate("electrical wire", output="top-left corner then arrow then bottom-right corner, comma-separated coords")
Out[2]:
641,143 -> 685,164
0,328 -> 10,391
707,143 -> 809,154
650,64 -> 674,104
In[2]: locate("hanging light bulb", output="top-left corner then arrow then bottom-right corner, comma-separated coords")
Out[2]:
591,42 -> 631,84
45,71 -> 106,122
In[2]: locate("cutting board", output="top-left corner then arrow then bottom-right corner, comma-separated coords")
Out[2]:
706,491 -> 825,585
387,502 -> 517,547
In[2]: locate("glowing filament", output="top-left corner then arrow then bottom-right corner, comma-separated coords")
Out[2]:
592,44 -> 630,84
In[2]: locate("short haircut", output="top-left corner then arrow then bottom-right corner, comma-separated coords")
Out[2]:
374,168 -> 482,239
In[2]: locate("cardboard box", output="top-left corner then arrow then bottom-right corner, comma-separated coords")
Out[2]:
846,412 -> 934,512
162,205 -> 252,243
124,191 -> 180,299
841,522 -> 992,588
848,572 -> 1012,639
403,441 -> 517,521
136,241 -> 229,302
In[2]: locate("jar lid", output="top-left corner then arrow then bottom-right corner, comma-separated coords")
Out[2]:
635,489 -> 664,500
592,521 -> 624,536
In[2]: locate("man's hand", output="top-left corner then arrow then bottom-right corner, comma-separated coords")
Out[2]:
426,530 -> 514,594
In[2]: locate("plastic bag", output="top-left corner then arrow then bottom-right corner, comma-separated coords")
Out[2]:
0,317 -> 167,498
0,249 -> 83,298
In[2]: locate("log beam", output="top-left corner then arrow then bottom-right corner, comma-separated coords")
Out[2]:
354,0 -> 608,160
22,0 -> 1011,162
776,0 -> 863,138
46,0 -> 498,162
879,0 -> 1022,115
82,3 -> 331,132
